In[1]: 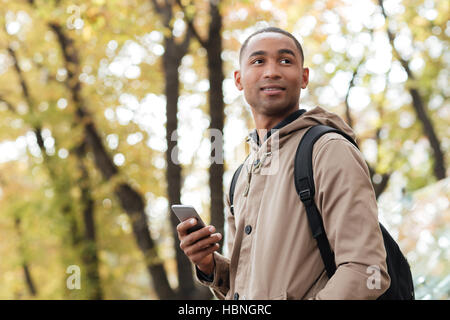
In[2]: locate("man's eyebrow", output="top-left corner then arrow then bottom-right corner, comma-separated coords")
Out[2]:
247,48 -> 296,59
278,48 -> 296,57
248,50 -> 267,58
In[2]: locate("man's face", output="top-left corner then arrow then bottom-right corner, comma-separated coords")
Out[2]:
234,32 -> 309,117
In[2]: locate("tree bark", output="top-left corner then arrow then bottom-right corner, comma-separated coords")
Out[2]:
75,141 -> 103,300
205,2 -> 225,250
163,37 -> 198,298
14,217 -> 38,297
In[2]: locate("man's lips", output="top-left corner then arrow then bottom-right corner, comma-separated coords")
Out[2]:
260,85 -> 286,95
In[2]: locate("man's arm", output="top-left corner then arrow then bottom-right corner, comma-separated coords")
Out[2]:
192,192 -> 236,299
311,134 -> 390,299
176,217 -> 225,295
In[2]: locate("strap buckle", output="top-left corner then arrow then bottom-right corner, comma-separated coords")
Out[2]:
299,189 -> 312,202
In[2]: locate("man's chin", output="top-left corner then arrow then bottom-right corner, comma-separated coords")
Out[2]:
258,103 -> 295,116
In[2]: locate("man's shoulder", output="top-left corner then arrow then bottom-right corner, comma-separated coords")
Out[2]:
288,128 -> 357,153
297,129 -> 358,163
315,131 -> 354,147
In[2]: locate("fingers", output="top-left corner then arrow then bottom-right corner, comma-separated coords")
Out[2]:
179,224 -> 217,249
177,218 -> 196,238
184,233 -> 222,256
177,220 -> 221,269
190,243 -> 220,266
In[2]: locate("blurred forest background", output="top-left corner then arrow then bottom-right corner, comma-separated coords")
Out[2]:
0,0 -> 448,299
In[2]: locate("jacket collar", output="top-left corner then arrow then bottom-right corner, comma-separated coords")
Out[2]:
245,105 -> 357,155
249,108 -> 307,147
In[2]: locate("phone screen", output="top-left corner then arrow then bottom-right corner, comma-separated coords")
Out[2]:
171,205 -> 206,234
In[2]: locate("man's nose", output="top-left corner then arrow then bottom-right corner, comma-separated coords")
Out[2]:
262,61 -> 281,79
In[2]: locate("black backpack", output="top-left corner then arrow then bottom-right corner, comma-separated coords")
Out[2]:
229,125 -> 415,300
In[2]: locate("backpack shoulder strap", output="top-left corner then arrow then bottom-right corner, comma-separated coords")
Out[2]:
294,125 -> 358,279
229,163 -> 244,216
229,153 -> 250,216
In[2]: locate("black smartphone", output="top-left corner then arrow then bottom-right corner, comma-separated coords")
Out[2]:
171,205 -> 206,234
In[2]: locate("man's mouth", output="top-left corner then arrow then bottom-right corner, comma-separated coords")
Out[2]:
260,86 -> 286,95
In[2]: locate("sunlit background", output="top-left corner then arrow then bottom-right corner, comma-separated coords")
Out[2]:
0,0 -> 448,299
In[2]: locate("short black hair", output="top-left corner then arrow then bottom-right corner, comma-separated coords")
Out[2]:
239,27 -> 304,66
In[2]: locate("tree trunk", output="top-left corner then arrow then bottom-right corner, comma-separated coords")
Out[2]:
14,217 -> 38,297
206,2 -> 225,251
163,40 -> 198,298
75,141 -> 103,300
176,0 -> 226,257
151,0 -> 212,299
408,88 -> 446,179
22,263 -> 37,296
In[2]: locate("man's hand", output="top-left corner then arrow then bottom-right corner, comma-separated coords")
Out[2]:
177,218 -> 222,276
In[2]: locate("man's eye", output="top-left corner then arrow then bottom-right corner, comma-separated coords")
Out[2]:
280,58 -> 291,64
252,59 -> 263,64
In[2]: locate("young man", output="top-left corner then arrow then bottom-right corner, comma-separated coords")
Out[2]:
177,27 -> 390,299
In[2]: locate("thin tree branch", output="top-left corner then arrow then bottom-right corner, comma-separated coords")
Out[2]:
177,23 -> 194,58
344,57 -> 364,128
0,95 -> 17,113
378,0 -> 446,179
7,47 -> 33,114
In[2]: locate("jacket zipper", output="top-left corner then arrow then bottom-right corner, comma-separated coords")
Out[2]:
243,151 -> 271,196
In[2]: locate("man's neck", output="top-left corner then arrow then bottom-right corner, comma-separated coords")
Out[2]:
252,107 -> 299,143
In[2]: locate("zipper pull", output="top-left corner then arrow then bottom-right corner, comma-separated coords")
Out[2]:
254,158 -> 261,170
243,183 -> 249,197
243,165 -> 252,197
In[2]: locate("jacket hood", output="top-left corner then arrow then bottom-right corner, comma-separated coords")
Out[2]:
246,106 -> 356,153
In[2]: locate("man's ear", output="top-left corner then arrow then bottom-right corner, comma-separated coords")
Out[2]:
301,67 -> 309,89
234,70 -> 243,91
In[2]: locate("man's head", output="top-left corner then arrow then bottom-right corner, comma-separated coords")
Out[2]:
239,27 -> 305,67
234,27 -> 309,118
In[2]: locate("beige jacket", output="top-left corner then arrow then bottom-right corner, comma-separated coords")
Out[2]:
195,106 -> 390,300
